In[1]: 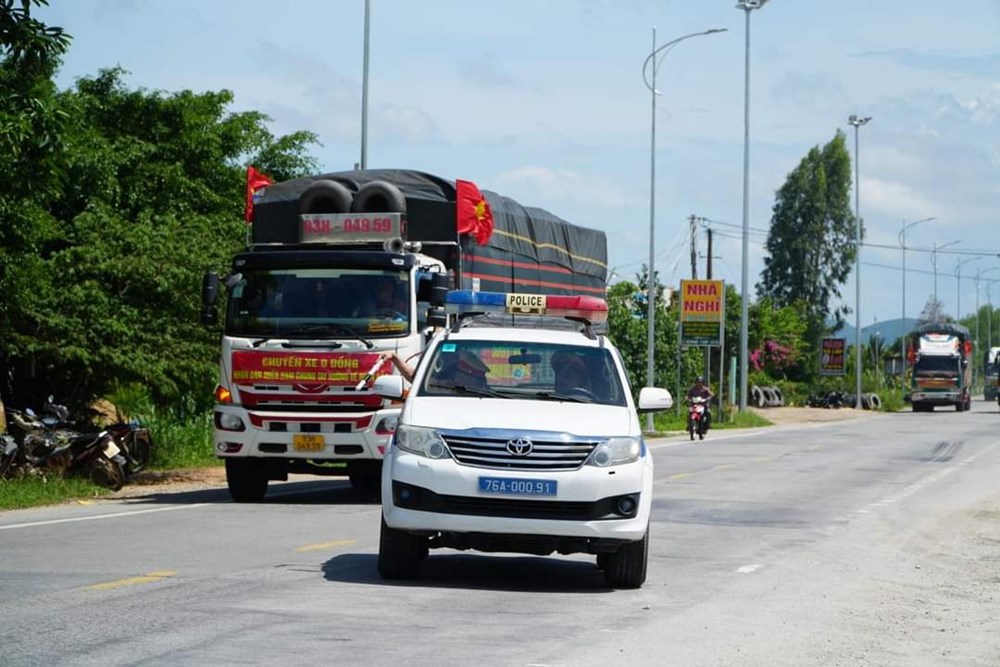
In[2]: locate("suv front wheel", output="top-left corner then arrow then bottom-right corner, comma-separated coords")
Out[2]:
603,527 -> 649,589
378,517 -> 425,580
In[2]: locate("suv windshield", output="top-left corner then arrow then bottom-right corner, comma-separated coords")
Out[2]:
417,340 -> 626,406
226,268 -> 410,339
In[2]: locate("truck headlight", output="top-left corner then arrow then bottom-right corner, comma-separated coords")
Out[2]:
587,437 -> 641,467
394,425 -> 451,460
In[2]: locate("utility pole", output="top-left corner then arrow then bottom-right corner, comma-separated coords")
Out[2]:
706,227 -> 714,279
689,214 -> 698,279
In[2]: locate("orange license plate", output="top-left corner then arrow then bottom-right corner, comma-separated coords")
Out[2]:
292,434 -> 325,452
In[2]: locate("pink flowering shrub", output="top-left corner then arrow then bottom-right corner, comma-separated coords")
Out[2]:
750,339 -> 796,373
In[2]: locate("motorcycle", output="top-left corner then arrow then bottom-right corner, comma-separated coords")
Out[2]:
687,396 -> 710,440
5,402 -> 128,490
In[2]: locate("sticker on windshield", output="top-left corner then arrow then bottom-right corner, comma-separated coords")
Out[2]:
441,343 -> 457,353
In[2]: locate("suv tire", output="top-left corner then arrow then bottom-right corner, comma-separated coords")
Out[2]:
604,527 -> 649,589
378,517 -> 423,580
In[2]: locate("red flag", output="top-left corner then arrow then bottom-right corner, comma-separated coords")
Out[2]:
244,165 -> 274,223
455,179 -> 494,245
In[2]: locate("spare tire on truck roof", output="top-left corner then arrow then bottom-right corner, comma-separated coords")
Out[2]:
298,179 -> 353,215
351,180 -> 407,214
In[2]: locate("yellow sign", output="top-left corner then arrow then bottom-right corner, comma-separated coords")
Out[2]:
680,279 -> 724,346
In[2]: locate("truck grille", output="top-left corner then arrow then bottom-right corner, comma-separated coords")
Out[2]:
441,434 -> 600,471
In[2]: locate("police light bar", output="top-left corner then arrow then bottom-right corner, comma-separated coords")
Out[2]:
444,290 -> 608,324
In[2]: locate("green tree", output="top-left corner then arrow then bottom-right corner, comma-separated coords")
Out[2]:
4,66 -> 319,410
606,267 -> 702,403
0,1 -> 71,403
757,130 -> 857,371
918,295 -> 950,324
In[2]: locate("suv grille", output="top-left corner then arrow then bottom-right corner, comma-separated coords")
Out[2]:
441,434 -> 600,471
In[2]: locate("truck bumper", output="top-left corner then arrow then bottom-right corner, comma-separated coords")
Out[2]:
212,405 -> 397,461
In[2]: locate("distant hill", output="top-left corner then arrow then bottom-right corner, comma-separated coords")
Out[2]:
831,318 -> 919,347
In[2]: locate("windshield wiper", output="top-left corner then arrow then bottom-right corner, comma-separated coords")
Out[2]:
531,391 -> 591,403
281,324 -> 373,349
427,381 -> 508,398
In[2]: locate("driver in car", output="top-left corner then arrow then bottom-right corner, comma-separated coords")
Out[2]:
551,351 -> 593,397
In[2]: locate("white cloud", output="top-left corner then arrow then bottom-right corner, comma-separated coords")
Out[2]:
862,177 -> 942,222
492,166 -> 638,210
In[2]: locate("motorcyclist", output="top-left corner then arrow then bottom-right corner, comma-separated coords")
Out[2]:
686,376 -> 714,431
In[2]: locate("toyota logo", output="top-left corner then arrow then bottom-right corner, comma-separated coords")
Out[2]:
506,437 -> 533,456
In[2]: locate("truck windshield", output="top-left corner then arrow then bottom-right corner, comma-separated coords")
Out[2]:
914,356 -> 959,375
417,340 -> 627,406
225,268 -> 410,339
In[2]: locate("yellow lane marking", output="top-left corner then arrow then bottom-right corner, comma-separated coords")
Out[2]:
75,500 -> 95,505
295,539 -> 356,553
755,456 -> 772,462
713,464 -> 737,471
667,473 -> 691,480
86,570 -> 176,591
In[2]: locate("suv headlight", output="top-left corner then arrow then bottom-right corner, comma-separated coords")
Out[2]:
587,437 -> 641,467
394,425 -> 452,460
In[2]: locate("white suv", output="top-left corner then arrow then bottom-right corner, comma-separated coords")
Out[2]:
373,291 -> 672,588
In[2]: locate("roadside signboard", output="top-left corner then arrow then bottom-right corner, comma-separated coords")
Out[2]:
679,279 -> 724,347
820,337 -> 847,376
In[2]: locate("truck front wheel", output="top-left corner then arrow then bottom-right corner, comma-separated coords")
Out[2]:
378,517 -> 424,580
225,458 -> 269,503
603,528 -> 649,589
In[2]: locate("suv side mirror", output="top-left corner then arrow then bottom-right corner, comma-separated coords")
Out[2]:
637,387 -> 673,413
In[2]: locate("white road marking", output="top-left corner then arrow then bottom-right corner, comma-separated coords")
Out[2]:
0,503 -> 211,531
737,564 -> 762,574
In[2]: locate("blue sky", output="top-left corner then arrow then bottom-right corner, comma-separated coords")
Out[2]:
39,1 -> 1000,330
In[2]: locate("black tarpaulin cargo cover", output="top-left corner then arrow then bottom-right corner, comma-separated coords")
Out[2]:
251,168 -> 607,284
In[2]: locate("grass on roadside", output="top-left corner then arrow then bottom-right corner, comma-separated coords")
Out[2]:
648,405 -> 772,435
143,411 -> 219,470
0,475 -> 108,511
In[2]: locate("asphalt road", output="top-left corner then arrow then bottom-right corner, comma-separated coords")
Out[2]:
2,402 -> 999,666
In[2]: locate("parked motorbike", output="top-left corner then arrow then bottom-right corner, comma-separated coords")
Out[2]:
4,402 -> 128,490
106,420 -> 152,475
687,396 -> 710,441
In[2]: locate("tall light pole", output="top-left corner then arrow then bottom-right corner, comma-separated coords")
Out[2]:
955,256 -> 982,319
736,0 -> 769,411
360,0 -> 371,168
931,240 -> 960,303
898,216 -> 936,382
641,26 -> 726,431
848,113 -> 871,410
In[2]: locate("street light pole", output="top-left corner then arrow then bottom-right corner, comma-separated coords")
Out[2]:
736,0 -> 769,411
898,216 -> 936,382
931,240 -> 960,304
360,0 -> 371,169
848,113 -> 871,410
641,26 -> 726,431
956,256 -> 982,320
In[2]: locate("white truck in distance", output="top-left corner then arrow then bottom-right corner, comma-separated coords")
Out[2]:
373,290 -> 673,589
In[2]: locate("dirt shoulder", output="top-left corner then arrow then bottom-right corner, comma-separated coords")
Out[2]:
747,405 -> 880,426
